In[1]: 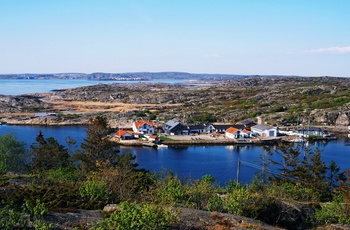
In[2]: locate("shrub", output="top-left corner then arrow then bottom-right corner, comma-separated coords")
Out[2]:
267,182 -> 319,201
44,165 -> 82,184
156,174 -> 184,205
189,112 -> 217,123
0,205 -> 28,229
224,186 -> 250,216
248,111 -> 262,118
207,194 -> 224,212
185,175 -> 217,210
271,105 -> 286,113
98,166 -> 155,203
315,194 -> 350,224
136,111 -> 147,117
79,174 -> 112,203
23,199 -> 52,229
0,200 -> 52,230
23,199 -> 49,219
315,202 -> 350,224
92,202 -> 178,230
0,133 -> 27,175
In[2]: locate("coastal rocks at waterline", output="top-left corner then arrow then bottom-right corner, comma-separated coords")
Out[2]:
0,115 -> 90,126
310,110 -> 350,126
335,112 -> 350,126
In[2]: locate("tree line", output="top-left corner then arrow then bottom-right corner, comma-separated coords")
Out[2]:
0,115 -> 349,229
0,116 -> 134,176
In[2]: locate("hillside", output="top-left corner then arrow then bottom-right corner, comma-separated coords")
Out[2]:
1,76 -> 350,127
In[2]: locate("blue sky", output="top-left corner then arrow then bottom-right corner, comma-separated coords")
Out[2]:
0,0 -> 349,76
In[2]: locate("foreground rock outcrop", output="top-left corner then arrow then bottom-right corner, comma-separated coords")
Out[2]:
43,207 -> 283,230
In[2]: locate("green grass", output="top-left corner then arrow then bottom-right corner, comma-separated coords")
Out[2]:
159,136 -> 174,141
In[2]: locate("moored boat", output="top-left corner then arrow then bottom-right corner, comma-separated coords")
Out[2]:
157,144 -> 168,148
289,138 -> 305,143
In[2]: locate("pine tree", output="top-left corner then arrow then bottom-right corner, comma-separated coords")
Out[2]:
264,142 -> 340,201
30,131 -> 70,174
327,160 -> 344,191
76,116 -> 120,172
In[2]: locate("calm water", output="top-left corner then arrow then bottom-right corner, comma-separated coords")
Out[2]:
0,79 -> 189,95
0,125 -> 87,150
1,125 -> 349,185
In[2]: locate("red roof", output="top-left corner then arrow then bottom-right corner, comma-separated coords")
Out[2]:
116,130 -> 126,136
242,129 -> 250,133
134,121 -> 155,128
116,130 -> 133,137
149,135 -> 157,139
226,127 -> 239,134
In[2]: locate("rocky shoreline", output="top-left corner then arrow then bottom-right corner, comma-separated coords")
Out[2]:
117,131 -> 345,148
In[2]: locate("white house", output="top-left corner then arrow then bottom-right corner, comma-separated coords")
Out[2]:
241,129 -> 252,138
225,127 -> 242,139
115,130 -> 134,140
144,134 -> 159,142
251,124 -> 277,137
132,121 -> 155,135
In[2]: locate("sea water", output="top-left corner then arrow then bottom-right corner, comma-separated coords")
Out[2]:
1,124 -> 349,185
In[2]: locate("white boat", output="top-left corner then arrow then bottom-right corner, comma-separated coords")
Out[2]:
157,144 -> 168,148
290,138 -> 305,143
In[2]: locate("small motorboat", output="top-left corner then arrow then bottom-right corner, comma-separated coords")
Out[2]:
157,144 -> 168,148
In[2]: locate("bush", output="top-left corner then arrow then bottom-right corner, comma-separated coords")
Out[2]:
223,184 -> 280,223
43,165 -> 82,184
92,202 -> 177,230
315,194 -> 350,224
271,105 -> 286,113
136,111 -> 147,117
184,175 -> 217,210
207,194 -> 224,212
248,111 -> 262,118
224,185 -> 250,216
267,182 -> 319,201
98,166 -> 155,203
0,200 -> 52,230
79,174 -> 112,203
189,112 -> 217,123
0,205 -> 27,230
0,133 -> 27,175
23,199 -> 49,219
156,175 -> 184,205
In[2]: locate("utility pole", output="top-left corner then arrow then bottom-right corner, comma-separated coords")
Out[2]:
236,158 -> 241,183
